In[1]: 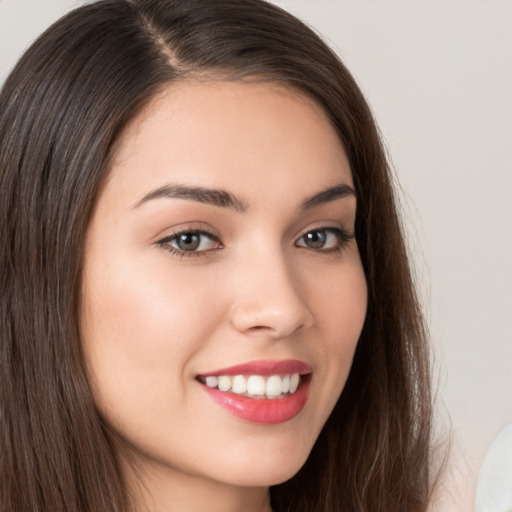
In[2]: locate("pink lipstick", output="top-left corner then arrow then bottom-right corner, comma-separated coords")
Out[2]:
197,359 -> 312,424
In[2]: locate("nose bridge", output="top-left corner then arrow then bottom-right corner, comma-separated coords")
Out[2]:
229,241 -> 313,337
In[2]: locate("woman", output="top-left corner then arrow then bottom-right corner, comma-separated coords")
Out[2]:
0,1 -> 434,511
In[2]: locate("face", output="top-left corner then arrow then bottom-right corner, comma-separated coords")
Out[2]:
81,81 -> 367,497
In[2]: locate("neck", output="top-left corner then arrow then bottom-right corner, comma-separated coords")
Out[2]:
124,458 -> 273,512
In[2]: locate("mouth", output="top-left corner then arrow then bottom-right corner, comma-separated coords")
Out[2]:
196,360 -> 312,424
197,372 -> 307,399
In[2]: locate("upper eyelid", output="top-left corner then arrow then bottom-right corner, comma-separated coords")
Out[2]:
158,225 -> 347,240
295,224 -> 353,239
165,227 -> 217,238
155,222 -> 219,241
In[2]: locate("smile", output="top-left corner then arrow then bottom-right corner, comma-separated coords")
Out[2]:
198,373 -> 302,399
196,360 -> 312,424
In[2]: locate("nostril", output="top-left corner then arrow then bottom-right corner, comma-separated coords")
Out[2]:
245,325 -> 275,336
245,322 -> 305,338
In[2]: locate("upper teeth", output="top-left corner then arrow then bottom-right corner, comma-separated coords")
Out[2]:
203,373 -> 301,398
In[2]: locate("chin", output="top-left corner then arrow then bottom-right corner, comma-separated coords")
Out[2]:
213,442 -> 312,488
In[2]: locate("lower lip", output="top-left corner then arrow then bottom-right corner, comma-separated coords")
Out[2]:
199,377 -> 310,425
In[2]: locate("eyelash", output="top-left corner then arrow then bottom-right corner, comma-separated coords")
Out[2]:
156,227 -> 355,258
295,227 -> 355,255
156,229 -> 223,258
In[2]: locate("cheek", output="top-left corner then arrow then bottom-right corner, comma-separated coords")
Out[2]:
329,267 -> 367,350
309,253 -> 367,347
330,263 -> 367,364
79,254 -> 225,408
309,259 -> 367,406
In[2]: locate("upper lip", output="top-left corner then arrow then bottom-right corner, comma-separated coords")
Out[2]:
197,359 -> 312,377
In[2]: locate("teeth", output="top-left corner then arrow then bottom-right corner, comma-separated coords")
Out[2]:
205,376 -> 218,388
290,373 -> 300,394
217,375 -> 232,392
247,375 -> 265,395
281,375 -> 290,393
232,375 -> 247,394
203,373 -> 303,398
265,375 -> 282,397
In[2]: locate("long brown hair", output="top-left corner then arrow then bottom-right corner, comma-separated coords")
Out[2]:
0,1 -> 433,510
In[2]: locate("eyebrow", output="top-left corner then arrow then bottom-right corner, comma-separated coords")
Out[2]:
133,184 -> 249,213
299,183 -> 356,211
133,182 -> 356,212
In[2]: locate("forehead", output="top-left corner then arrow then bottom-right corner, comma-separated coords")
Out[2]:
105,80 -> 352,205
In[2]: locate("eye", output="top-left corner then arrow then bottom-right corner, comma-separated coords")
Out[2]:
296,227 -> 354,252
157,229 -> 222,256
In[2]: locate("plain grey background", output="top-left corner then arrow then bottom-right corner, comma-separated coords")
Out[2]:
1,1 -> 511,510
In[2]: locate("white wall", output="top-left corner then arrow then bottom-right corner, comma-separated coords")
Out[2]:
1,1 -> 511,510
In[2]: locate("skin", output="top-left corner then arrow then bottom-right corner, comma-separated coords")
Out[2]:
81,81 -> 367,512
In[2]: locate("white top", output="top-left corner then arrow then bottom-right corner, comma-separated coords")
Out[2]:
475,424 -> 512,512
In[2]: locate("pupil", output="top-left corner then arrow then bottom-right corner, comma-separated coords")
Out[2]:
305,230 -> 326,248
177,233 -> 200,251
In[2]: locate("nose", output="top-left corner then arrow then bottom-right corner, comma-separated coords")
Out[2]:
228,251 -> 314,339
